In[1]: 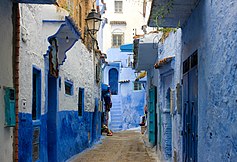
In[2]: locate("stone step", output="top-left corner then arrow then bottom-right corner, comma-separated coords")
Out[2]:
111,120 -> 122,126
110,112 -> 122,116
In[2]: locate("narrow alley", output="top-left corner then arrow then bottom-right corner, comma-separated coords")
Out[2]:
1,0 -> 236,161
69,130 -> 158,162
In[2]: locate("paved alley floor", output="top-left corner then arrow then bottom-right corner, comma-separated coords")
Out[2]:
69,130 -> 159,162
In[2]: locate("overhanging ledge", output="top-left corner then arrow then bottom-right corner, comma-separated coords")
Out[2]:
46,16 -> 81,65
148,0 -> 200,27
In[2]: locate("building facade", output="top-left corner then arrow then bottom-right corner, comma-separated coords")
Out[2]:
133,29 -> 182,161
0,0 -> 56,161
17,2 -> 106,161
103,45 -> 146,131
142,0 -> 237,161
101,0 -> 149,132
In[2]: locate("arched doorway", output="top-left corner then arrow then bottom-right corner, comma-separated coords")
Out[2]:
109,68 -> 118,95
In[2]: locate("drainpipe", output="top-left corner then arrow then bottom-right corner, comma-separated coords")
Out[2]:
13,3 -> 20,162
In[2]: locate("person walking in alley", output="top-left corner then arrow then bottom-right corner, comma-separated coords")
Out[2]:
102,85 -> 113,136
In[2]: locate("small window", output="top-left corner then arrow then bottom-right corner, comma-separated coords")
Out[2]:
32,67 -> 41,120
112,34 -> 123,47
78,88 -> 84,116
115,1 -> 123,13
65,80 -> 73,95
134,82 -> 142,91
96,64 -> 100,83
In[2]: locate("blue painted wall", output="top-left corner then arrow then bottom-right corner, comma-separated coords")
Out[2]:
181,0 -> 237,161
120,81 -> 145,129
18,109 -> 101,162
104,47 -> 146,130
147,29 -> 181,161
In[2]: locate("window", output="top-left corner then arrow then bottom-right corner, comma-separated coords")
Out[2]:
32,67 -> 41,120
115,1 -> 123,13
112,34 -> 123,47
78,88 -> 84,116
96,64 -> 100,83
65,80 -> 73,95
134,82 -> 142,91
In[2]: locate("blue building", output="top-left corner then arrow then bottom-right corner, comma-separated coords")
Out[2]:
103,44 -> 146,132
134,30 -> 182,161
144,0 -> 237,161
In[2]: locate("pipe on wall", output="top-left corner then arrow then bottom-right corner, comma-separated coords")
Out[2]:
13,3 -> 20,162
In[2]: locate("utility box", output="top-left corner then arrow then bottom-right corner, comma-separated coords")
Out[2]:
4,87 -> 16,127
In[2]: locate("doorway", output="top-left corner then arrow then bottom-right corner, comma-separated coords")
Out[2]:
109,68 -> 118,95
183,51 -> 198,162
148,86 -> 157,146
47,75 -> 58,161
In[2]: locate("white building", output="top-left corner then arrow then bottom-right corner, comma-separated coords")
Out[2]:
101,0 -> 151,53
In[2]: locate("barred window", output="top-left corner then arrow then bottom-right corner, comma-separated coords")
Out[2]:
134,82 -> 142,91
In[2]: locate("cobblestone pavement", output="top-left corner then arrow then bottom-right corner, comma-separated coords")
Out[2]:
68,130 -> 159,162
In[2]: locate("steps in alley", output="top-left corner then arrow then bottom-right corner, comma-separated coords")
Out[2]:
110,95 -> 122,132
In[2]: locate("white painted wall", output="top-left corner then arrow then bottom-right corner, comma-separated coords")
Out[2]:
19,4 -> 46,114
19,4 -> 96,116
0,1 -> 14,161
59,40 -> 95,112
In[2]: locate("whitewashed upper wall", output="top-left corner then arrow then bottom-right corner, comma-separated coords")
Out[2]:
0,1 -> 14,161
19,4 -> 46,114
59,40 -> 95,112
19,4 -> 96,113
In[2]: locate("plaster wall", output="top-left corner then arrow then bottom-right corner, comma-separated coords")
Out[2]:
102,0 -> 146,52
19,4 -> 46,114
59,39 -> 95,112
0,1 -> 14,161
145,29 -> 182,161
104,47 -> 146,130
18,4 -> 100,161
120,68 -> 146,129
181,0 -> 237,161
157,29 -> 182,161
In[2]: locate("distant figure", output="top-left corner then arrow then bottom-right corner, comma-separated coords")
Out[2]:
139,104 -> 148,126
102,85 -> 113,136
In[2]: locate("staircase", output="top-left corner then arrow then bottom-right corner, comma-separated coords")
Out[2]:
110,95 -> 122,132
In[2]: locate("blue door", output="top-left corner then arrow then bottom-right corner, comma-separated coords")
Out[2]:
109,68 -> 118,95
47,76 -> 58,162
183,51 -> 198,162
148,87 -> 157,146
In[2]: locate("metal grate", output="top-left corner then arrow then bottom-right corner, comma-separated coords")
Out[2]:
32,127 -> 40,162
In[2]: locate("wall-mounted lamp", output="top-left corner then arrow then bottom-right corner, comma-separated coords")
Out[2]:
85,9 -> 102,37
